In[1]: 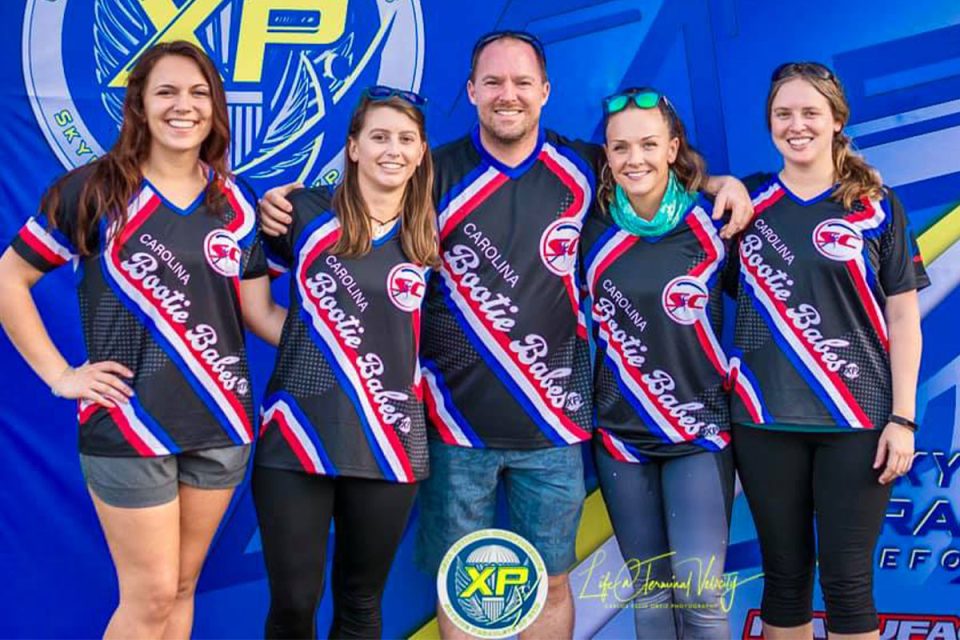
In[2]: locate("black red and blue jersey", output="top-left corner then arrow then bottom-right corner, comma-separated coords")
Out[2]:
254,188 -> 429,483
727,173 -> 929,431
582,197 -> 732,463
421,127 -> 598,449
10,166 -> 264,456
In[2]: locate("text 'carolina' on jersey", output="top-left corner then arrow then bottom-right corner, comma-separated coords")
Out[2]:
12,166 -> 265,456
255,188 -> 429,483
421,128 -> 599,450
727,173 -> 930,431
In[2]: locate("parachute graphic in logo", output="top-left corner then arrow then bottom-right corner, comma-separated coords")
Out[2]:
438,529 -> 548,638
23,0 -> 424,192
386,263 -> 426,312
661,275 -> 709,325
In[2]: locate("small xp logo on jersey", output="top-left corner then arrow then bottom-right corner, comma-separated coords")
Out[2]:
539,219 -> 581,276
813,219 -> 863,261
437,529 -> 548,638
204,230 -> 241,277
661,276 -> 709,325
23,0 -> 424,193
386,263 -> 426,312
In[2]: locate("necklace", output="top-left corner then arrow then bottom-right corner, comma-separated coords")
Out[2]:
369,213 -> 401,239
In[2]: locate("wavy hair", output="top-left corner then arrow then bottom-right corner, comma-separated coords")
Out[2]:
766,65 -> 882,209
597,89 -> 708,214
42,40 -> 230,254
330,95 -> 439,267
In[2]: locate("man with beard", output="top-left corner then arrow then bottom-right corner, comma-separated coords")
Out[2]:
259,31 -> 751,638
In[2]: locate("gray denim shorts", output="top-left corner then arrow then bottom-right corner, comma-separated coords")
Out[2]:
80,445 -> 251,508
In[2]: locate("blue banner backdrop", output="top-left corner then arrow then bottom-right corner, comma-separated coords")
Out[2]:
1,1 -> 958,638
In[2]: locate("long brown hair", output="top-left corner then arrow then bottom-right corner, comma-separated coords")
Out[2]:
766,64 -> 882,209
597,89 -> 708,213
330,95 -> 439,267
42,40 -> 231,254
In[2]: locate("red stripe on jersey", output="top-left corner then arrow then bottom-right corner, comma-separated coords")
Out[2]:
108,405 -> 155,457
440,172 -> 510,242
299,232 -> 417,481
272,410 -> 321,474
19,224 -> 69,267
423,383 -> 459,445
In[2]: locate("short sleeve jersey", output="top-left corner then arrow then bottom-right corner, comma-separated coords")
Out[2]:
727,174 -> 930,431
582,197 -> 731,463
421,127 -> 599,449
254,188 -> 429,483
10,166 -> 266,456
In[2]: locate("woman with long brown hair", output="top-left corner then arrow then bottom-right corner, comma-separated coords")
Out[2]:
250,86 -> 437,638
728,63 -> 927,638
581,87 -> 736,638
0,41 -> 282,638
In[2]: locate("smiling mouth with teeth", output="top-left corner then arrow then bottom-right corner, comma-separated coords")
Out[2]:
167,119 -> 197,129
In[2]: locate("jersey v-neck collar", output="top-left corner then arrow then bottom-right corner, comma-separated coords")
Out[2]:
142,167 -> 214,216
471,125 -> 545,180
776,175 -> 835,206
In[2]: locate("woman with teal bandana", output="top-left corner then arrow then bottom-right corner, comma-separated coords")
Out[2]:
580,87 -> 735,639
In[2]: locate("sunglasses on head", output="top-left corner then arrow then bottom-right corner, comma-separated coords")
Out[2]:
471,30 -> 547,66
602,88 -> 672,116
771,61 -> 836,83
363,85 -> 428,110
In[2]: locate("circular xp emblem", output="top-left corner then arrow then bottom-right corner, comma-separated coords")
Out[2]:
539,218 -> 581,276
812,219 -> 863,261
437,529 -> 548,638
386,263 -> 426,312
661,276 -> 709,325
23,0 -> 424,193
203,230 -> 241,277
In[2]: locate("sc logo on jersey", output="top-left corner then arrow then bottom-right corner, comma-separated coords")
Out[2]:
539,219 -> 581,276
23,0 -> 424,193
813,219 -> 863,261
204,230 -> 242,277
438,529 -> 548,638
386,263 -> 426,312
661,276 -> 709,325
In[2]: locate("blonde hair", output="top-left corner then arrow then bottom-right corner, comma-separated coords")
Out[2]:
597,93 -> 707,213
330,96 -> 439,268
766,66 -> 882,209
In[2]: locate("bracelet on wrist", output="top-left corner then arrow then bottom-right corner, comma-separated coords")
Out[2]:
888,413 -> 919,432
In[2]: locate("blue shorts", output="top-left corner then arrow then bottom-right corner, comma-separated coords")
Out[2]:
415,440 -> 585,576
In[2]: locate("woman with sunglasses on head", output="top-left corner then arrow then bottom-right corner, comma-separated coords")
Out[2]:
727,63 -> 927,639
251,86 -> 437,639
0,41 -> 282,638
581,87 -> 735,639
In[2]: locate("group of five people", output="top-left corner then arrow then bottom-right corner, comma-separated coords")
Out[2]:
0,29 -> 926,640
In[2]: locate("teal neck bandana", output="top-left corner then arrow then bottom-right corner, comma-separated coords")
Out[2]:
609,170 -> 696,237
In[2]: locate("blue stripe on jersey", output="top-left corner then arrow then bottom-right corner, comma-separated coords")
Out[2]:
583,224 -> 621,272
728,348 -> 775,423
739,274 -> 849,426
266,391 -> 338,474
437,279 -> 568,446
298,310 -> 398,481
131,396 -> 182,453
595,332 -> 681,446
292,210 -> 337,256
99,257 -> 247,446
421,358 -> 486,448
436,162 -> 492,214
550,141 -> 597,192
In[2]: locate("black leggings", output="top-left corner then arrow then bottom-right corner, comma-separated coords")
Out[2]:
733,425 -> 892,634
252,467 -> 418,639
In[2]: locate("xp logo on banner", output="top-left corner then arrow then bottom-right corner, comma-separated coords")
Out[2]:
437,529 -> 548,638
23,0 -> 424,193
